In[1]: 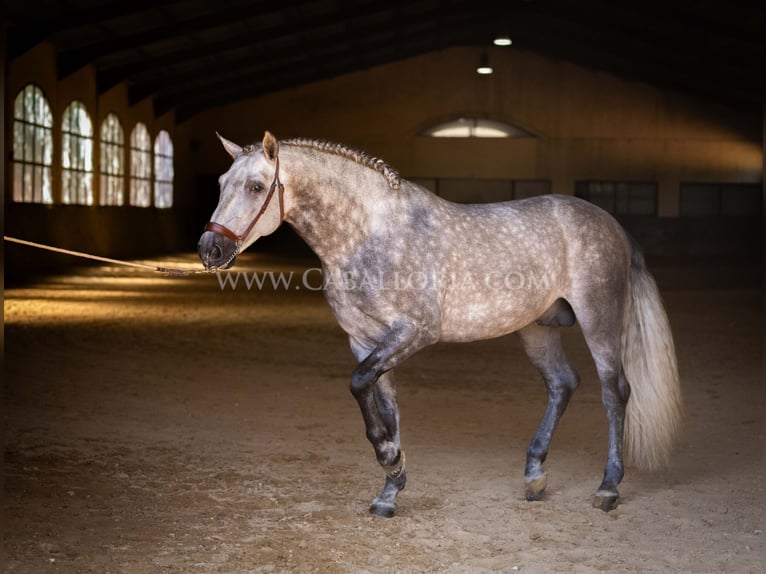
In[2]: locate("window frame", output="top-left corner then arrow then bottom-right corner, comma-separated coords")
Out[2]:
680,182 -> 762,217
129,122 -> 153,207
153,130 -> 174,208
12,83 -> 54,204
574,180 -> 658,216
99,112 -> 125,206
61,100 -> 95,205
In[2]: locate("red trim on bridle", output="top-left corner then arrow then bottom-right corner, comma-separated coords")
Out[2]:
204,156 -> 285,247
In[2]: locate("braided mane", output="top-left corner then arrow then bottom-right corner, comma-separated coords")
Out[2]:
243,138 -> 401,190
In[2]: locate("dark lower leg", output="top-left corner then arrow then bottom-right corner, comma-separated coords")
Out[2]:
350,334 -> 419,517
519,325 -> 579,501
370,449 -> 406,517
368,372 -> 406,516
593,372 -> 628,512
525,385 -> 574,500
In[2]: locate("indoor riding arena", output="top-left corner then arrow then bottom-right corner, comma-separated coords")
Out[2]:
3,4 -> 763,574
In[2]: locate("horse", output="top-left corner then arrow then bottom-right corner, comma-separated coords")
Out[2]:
198,131 -> 682,517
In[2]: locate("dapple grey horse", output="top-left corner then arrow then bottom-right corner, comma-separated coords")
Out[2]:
198,131 -> 681,517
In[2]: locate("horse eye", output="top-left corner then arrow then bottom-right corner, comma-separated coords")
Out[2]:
247,182 -> 264,194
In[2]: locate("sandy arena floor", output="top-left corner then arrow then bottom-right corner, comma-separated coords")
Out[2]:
4,252 -> 764,573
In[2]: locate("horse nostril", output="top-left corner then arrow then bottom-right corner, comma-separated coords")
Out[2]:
198,232 -> 236,269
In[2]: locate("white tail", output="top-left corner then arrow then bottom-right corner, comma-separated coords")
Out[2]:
621,250 -> 682,470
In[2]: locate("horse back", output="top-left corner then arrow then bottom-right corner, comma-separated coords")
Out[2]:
422,193 -> 632,341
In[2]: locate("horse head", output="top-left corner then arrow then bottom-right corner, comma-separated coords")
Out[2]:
198,131 -> 285,270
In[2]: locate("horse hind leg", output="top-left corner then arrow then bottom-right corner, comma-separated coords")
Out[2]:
576,306 -> 630,512
517,322 -> 580,502
590,349 -> 630,511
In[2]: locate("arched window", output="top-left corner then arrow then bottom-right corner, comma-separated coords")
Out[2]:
100,113 -> 125,206
12,84 -> 53,203
422,117 -> 530,138
61,100 -> 94,205
153,130 -> 174,208
130,123 -> 152,207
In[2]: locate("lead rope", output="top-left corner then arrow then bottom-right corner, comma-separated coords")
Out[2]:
3,236 -> 215,276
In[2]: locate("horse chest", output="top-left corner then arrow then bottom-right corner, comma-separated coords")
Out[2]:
322,270 -> 441,344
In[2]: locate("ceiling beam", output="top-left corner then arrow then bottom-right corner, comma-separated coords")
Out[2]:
131,2 -> 488,106
98,3 -> 364,94
170,24 -> 490,122
99,0 -> 489,94
57,0 -> 302,79
63,0 -> 487,80
9,0 -> 758,120
7,0 -> 185,60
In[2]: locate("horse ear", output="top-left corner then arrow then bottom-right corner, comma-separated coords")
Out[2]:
263,131 -> 279,161
216,132 -> 243,159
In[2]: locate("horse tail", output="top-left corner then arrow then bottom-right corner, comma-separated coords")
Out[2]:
621,244 -> 682,471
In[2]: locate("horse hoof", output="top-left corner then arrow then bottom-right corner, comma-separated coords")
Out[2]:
525,473 -> 547,501
369,499 -> 397,518
592,490 -> 619,512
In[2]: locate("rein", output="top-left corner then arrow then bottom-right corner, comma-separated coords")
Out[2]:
4,236 -> 214,276
203,156 -> 285,249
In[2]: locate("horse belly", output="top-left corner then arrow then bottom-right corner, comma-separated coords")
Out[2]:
438,286 -> 549,342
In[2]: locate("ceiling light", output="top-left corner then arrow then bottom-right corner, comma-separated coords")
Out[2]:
476,53 -> 493,75
493,35 -> 512,46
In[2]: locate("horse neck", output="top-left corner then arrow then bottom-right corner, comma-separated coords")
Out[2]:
282,147 -> 397,264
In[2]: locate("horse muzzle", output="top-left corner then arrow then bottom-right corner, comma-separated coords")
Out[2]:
198,230 -> 238,270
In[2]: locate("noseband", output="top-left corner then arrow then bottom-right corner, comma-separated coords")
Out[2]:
204,156 -> 285,247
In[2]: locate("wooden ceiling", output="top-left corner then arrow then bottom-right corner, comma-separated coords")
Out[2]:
4,0 -> 763,123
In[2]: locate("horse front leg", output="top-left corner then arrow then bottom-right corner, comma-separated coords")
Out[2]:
349,325 -> 428,517
366,371 -> 406,516
350,351 -> 406,517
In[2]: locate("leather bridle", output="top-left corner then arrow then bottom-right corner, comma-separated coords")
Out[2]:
203,156 -> 285,248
